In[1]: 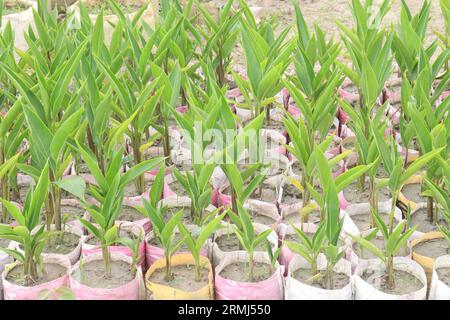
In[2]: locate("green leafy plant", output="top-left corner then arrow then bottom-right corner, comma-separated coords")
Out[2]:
351,210 -> 416,290
227,202 -> 272,282
116,226 -> 144,277
371,119 -> 443,232
0,163 -> 51,285
196,0 -> 241,86
266,241 -> 281,274
234,0 -> 294,120
178,211 -> 225,281
284,222 -> 326,279
61,145 -> 162,276
337,0 -> 393,191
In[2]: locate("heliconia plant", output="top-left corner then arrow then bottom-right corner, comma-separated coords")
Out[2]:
227,202 -> 272,282
178,211 -> 225,281
0,163 -> 51,285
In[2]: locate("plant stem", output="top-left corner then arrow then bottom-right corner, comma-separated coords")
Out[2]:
132,135 -> 145,195
102,245 -> 111,277
369,175 -> 378,226
163,119 -> 171,165
386,256 -> 395,290
388,193 -> 398,234
427,196 -> 434,223
165,254 -> 172,281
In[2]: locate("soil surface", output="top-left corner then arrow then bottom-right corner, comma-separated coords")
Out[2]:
293,268 -> 350,290
219,261 -> 271,282
0,237 -> 10,248
72,259 -> 134,288
361,269 -> 423,295
215,233 -> 268,252
60,205 -> 85,221
343,182 -> 391,204
351,211 -> 390,232
3,2 -> 29,15
283,210 -> 321,225
401,184 -> 427,204
436,267 -> 450,287
148,264 -> 209,291
410,208 -> 447,234
124,184 -> 143,197
413,238 -> 449,259
119,206 -> 144,222
168,180 -> 188,196
148,232 -> 189,251
43,232 -> 80,255
85,1 -> 143,15
6,263 -> 67,287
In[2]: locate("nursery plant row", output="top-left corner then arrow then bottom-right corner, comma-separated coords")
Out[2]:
0,0 -> 449,300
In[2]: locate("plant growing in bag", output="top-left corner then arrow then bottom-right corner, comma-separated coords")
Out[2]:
370,119 -> 444,232
195,0 -> 241,86
178,211 -> 225,281
0,164 -> 58,285
284,222 -> 326,280
407,71 -> 450,222
266,241 -> 281,275
143,200 -> 185,281
227,203 -> 272,282
62,144 -> 163,276
351,210 -> 417,291
423,177 -> 450,245
233,0 -> 294,121
337,0 -> 393,191
0,23 -> 88,231
115,227 -> 144,277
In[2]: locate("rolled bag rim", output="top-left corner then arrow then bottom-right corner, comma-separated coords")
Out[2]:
410,231 -> 445,279
285,254 -> 353,300
1,253 -> 71,300
145,253 -> 214,300
69,251 -> 144,300
429,254 -> 450,300
353,256 -> 427,300
214,251 -> 284,300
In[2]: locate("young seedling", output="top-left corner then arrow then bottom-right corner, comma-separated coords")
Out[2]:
144,200 -> 185,281
196,0 -> 241,86
370,120 -> 443,232
266,241 -> 281,275
227,202 -> 272,282
337,0 -> 393,191
0,163 -> 51,285
351,210 -> 417,290
234,0 -> 294,120
178,211 -> 225,281
116,227 -> 144,277
284,222 -> 326,279
61,145 -> 163,276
